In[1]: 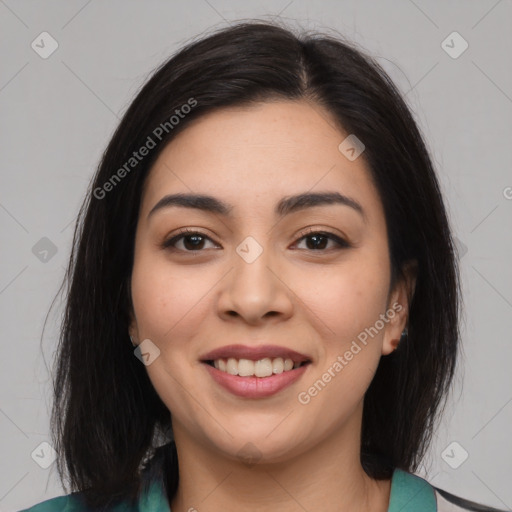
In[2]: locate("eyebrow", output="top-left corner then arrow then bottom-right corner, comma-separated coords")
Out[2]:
147,191 -> 366,222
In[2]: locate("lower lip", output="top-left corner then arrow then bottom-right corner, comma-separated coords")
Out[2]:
202,362 -> 310,398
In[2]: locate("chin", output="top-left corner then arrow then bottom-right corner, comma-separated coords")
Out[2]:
205,430 -> 309,466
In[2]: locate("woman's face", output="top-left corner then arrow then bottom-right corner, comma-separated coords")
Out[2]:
129,99 -> 414,463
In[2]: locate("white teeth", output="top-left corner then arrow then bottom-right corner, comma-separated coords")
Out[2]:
226,357 -> 239,375
238,358 -> 255,377
211,357 -> 306,377
254,358 -> 273,377
272,358 -> 284,374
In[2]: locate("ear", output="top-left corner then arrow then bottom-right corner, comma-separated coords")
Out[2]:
126,277 -> 139,346
381,259 -> 418,356
128,309 -> 139,346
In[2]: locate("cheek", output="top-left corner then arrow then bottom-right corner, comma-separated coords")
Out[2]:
131,252 -> 216,351
295,263 -> 389,417
296,256 -> 390,343
130,256 -> 214,411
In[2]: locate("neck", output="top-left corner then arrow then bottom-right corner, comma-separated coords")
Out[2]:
168,405 -> 391,512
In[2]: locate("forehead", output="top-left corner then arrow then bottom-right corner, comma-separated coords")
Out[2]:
140,100 -> 382,222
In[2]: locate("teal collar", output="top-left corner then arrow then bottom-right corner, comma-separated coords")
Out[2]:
139,477 -> 171,512
388,468 -> 437,511
141,467 -> 436,512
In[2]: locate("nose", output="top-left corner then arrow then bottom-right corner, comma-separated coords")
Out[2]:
216,240 -> 294,326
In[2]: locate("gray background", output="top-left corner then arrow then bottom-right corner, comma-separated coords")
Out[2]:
1,1 -> 511,511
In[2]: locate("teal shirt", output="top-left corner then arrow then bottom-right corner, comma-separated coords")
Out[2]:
19,468 -> 437,512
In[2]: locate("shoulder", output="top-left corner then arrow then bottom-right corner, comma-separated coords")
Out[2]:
433,486 -> 511,512
390,469 -> 510,512
18,448 -> 170,512
17,491 -> 143,512
389,468 -> 438,511
18,493 -> 89,512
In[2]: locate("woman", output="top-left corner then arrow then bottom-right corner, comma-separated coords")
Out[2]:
20,20 -> 508,512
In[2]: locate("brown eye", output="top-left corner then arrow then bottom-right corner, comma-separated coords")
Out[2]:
162,229 -> 218,252
295,230 -> 350,251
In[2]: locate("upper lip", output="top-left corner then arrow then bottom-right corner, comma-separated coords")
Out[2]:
200,344 -> 311,363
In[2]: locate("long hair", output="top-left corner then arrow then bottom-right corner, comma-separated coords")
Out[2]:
49,19 -> 461,509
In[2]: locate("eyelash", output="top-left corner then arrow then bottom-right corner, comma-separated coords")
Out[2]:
161,227 -> 350,253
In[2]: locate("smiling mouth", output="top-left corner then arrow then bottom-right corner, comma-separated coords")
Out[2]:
203,357 -> 312,378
